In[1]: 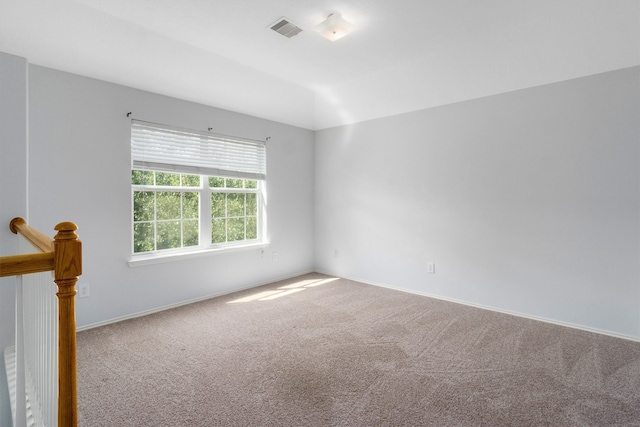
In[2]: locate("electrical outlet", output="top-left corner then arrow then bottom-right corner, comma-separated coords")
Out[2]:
78,283 -> 90,298
427,263 -> 435,274
272,252 -> 278,262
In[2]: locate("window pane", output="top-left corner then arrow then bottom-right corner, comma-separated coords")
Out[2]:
183,192 -> 199,219
133,222 -> 154,253
156,172 -> 181,186
246,193 -> 257,216
157,192 -> 181,220
183,219 -> 199,247
132,171 -> 263,253
228,218 -> 245,241
182,174 -> 200,187
211,193 -> 226,218
132,170 -> 154,185
157,221 -> 181,250
133,191 -> 154,222
226,178 -> 243,189
246,217 -> 257,240
212,219 -> 226,243
227,193 -> 244,217
209,176 -> 225,188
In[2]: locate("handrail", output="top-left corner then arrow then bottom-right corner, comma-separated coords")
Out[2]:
10,217 -> 54,252
0,217 -> 81,427
0,252 -> 54,277
0,218 -> 56,278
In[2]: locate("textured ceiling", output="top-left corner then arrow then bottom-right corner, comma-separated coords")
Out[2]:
1,0 -> 638,130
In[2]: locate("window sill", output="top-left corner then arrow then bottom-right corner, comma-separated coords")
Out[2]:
128,241 -> 270,267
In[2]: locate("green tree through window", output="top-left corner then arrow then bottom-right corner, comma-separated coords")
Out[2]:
132,170 -> 263,254
132,171 -> 200,253
210,178 -> 259,244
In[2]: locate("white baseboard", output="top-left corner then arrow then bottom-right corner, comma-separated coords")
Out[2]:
76,270 -> 315,332
77,268 -> 640,343
314,269 -> 640,343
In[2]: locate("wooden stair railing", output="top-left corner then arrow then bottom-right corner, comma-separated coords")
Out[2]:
0,217 -> 82,427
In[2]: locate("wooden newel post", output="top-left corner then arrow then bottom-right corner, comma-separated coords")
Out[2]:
53,222 -> 81,427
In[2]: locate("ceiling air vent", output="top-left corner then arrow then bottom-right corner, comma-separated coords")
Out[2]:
269,17 -> 302,38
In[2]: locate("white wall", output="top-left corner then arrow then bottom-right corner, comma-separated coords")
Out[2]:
315,67 -> 640,340
0,52 -> 28,427
0,57 -> 315,421
2,55 -> 638,421
23,65 -> 315,328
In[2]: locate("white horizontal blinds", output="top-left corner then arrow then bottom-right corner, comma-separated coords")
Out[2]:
131,120 -> 266,180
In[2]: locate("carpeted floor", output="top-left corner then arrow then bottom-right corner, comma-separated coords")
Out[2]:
77,273 -> 640,426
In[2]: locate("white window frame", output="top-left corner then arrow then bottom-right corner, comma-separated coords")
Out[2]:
129,121 -> 267,266
208,178 -> 264,247
131,172 -> 203,254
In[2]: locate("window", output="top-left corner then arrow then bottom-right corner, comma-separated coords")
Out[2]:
131,120 -> 266,257
132,170 -> 201,253
210,177 -> 259,244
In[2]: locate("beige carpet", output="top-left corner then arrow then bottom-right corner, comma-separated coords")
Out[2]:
77,273 -> 640,426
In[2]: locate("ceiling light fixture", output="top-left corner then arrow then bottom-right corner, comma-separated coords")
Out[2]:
314,13 -> 352,41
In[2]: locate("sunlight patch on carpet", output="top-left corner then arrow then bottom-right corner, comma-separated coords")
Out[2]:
227,277 -> 339,303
